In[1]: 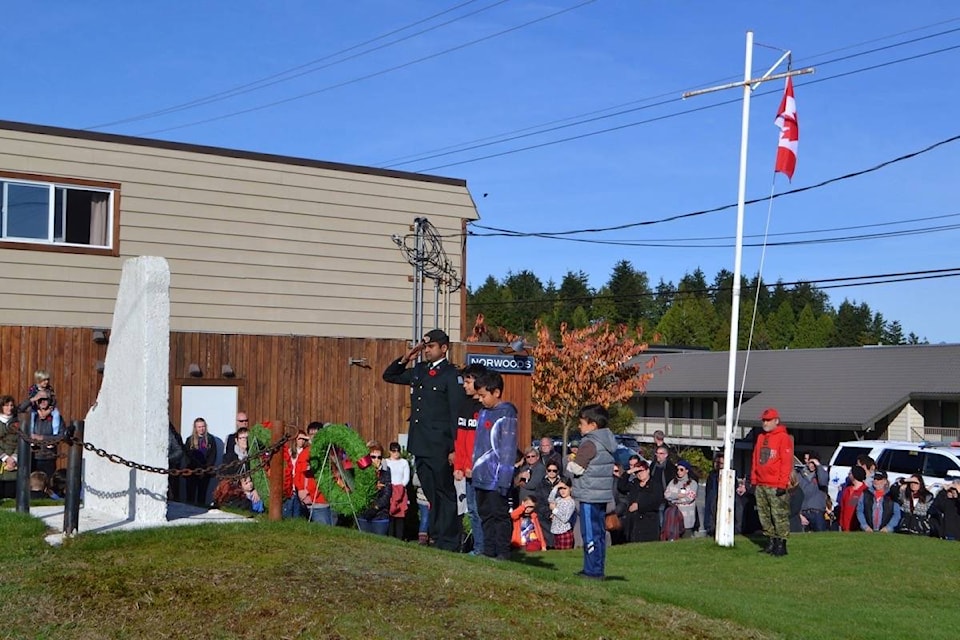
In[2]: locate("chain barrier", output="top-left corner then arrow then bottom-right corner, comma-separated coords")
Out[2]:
11,427 -> 290,480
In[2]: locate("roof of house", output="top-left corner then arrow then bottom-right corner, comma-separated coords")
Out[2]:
0,118 -> 467,187
637,344 -> 960,429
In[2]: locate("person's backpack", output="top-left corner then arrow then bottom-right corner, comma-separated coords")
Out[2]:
661,504 -> 684,541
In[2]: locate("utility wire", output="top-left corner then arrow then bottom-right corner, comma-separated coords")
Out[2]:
418,42 -> 960,172
465,267 -> 960,306
468,219 -> 960,249
380,18 -> 960,167
137,0 -> 599,136
387,24 -> 960,168
87,0 -> 500,130
508,211 -> 960,244
467,132 -> 960,237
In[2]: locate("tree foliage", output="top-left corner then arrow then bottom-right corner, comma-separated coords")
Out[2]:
466,263 -> 924,350
521,320 -> 656,455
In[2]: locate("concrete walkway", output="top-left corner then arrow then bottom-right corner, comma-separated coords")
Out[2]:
24,501 -> 252,546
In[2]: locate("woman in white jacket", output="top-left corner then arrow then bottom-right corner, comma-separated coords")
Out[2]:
663,460 -> 699,538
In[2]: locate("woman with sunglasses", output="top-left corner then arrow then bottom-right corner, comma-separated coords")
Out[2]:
357,440 -> 392,535
892,474 -> 934,536
535,461 -> 563,547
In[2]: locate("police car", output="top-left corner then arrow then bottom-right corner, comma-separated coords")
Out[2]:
827,440 -> 960,501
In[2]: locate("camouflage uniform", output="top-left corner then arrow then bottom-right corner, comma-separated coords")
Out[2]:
755,485 -> 791,538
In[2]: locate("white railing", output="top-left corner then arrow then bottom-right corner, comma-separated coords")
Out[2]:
627,417 -> 748,442
919,426 -> 960,442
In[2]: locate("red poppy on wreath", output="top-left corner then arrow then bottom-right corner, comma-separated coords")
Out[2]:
429,369 -> 437,377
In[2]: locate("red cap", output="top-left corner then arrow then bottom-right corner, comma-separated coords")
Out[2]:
760,408 -> 780,421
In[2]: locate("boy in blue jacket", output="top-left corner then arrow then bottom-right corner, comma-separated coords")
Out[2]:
471,371 -> 518,560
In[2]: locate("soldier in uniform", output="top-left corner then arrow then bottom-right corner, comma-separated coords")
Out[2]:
383,329 -> 466,551
751,407 -> 794,556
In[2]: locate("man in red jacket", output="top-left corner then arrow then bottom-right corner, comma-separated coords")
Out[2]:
751,407 -> 794,557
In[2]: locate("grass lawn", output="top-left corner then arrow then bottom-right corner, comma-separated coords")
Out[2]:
1,509 -> 957,640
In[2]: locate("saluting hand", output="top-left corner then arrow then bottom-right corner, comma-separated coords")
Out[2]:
401,341 -> 427,364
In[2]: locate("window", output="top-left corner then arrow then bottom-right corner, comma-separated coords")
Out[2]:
922,452 -> 960,478
878,449 -> 923,476
1,172 -> 117,252
831,446 -> 872,467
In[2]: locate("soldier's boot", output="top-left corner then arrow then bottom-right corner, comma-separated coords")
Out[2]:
759,537 -> 775,554
771,538 -> 787,557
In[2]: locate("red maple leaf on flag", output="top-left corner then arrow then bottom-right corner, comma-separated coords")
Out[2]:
774,77 -> 799,180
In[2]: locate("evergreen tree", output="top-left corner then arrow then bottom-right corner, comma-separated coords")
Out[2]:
650,278 -> 674,328
606,260 -> 653,325
767,300 -> 796,349
503,270 -> 546,334
832,299 -> 873,346
883,320 -> 905,345
791,304 -> 821,348
557,270 -> 592,325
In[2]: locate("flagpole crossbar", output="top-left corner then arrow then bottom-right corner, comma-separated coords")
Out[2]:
683,67 -> 814,99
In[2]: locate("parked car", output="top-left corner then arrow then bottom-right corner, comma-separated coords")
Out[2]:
615,435 -> 641,451
827,440 -> 960,501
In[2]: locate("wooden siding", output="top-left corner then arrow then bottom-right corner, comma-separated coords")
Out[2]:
0,327 -> 538,452
0,125 -> 477,341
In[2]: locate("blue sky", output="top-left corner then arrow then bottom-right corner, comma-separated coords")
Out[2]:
4,2 -> 959,341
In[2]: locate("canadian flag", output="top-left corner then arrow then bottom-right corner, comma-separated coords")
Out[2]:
774,77 -> 798,180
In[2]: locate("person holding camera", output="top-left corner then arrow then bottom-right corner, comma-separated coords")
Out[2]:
751,408 -> 794,557
798,451 -> 830,532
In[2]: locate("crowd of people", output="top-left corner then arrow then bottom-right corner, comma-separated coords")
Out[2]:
0,370 -> 66,500
7,347 -> 959,578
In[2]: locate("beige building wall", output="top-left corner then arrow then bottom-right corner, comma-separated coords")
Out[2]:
0,122 -> 478,340
886,400 -> 923,441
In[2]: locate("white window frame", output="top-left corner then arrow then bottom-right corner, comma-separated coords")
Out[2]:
1,176 -> 115,249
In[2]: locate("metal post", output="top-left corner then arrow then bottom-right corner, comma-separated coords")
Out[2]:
15,423 -> 31,513
63,421 -> 84,536
412,218 -> 425,348
268,421 -> 284,521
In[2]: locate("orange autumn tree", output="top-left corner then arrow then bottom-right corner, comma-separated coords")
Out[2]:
520,320 -> 657,457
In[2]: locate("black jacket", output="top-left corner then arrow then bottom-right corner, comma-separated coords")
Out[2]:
383,357 -> 465,459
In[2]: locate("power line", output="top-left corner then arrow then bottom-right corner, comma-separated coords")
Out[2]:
385,24 -> 960,168
468,218 -> 960,249
509,211 -> 960,244
417,42 -> 960,172
137,0 -> 599,136
467,132 -> 960,237
87,0 -> 506,130
465,267 -> 960,306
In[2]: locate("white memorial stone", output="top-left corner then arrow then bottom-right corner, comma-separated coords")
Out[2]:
83,256 -> 170,524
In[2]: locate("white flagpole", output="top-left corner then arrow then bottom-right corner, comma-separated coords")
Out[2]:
683,32 -> 813,547
714,30 -> 754,547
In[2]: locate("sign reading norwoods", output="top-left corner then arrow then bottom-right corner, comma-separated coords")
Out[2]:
465,353 -> 535,375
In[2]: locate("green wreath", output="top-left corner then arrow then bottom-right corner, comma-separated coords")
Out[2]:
308,423 -> 378,515
248,422 -> 276,507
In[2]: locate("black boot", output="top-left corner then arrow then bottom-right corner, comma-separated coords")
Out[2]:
771,538 -> 788,557
759,537 -> 775,554
778,539 -> 788,556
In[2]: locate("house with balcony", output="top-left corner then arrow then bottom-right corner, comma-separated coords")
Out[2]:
626,344 -> 960,459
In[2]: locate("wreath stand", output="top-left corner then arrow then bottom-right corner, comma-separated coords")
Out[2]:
309,423 -> 377,530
